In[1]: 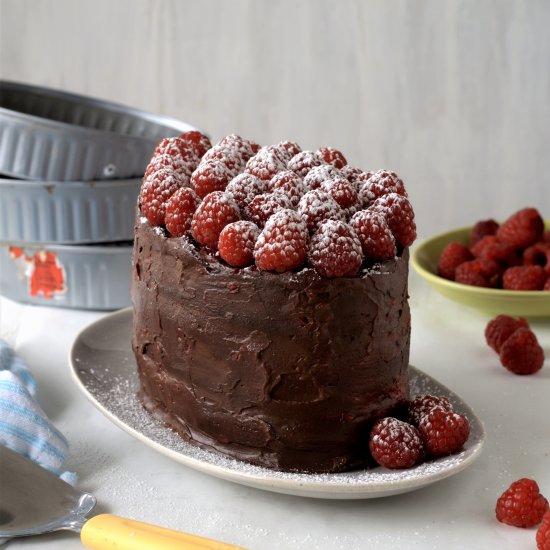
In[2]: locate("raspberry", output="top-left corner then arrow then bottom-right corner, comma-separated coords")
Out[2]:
472,237 -> 518,268
499,327 -> 545,375
140,168 -> 186,226
308,220 -> 363,278
277,140 -> 302,161
537,509 -> 550,550
178,130 -> 212,158
297,190 -> 345,234
523,242 -> 550,274
144,153 -> 196,182
371,193 -> 416,248
470,219 -> 499,246
217,135 -> 256,164
254,209 -> 308,272
165,187 -> 201,237
287,151 -> 325,178
190,191 -> 241,249
496,478 -> 549,528
246,193 -> 293,228
218,220 -> 260,267
418,407 -> 470,457
407,394 -> 453,427
369,417 -> 424,469
485,315 -> 530,353
225,173 -> 265,211
349,209 -> 396,261
153,136 -> 200,163
502,265 -> 547,290
454,259 -> 500,287
302,164 -> 343,191
340,165 -> 370,190
437,241 -> 474,280
319,177 -> 359,209
496,207 -> 545,249
245,147 -> 287,181
190,160 -> 237,198
316,146 -> 347,169
359,170 -> 407,205
201,144 -> 247,174
268,170 -> 306,207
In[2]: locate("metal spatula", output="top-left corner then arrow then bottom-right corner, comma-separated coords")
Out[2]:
0,445 -> 244,549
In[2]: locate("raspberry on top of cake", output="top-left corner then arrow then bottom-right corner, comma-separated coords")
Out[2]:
138,131 -> 417,273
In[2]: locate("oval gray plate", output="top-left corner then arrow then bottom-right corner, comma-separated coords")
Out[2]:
69,308 -> 485,499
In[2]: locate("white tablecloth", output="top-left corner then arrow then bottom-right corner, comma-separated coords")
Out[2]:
1,269 -> 548,550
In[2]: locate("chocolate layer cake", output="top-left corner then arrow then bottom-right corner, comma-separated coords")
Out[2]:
132,132 -> 415,473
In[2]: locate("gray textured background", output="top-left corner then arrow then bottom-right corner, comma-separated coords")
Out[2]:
1,0 -> 549,237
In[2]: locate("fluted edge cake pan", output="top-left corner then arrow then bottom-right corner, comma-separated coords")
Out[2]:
0,177 -> 140,244
0,242 -> 132,310
0,80 -> 198,181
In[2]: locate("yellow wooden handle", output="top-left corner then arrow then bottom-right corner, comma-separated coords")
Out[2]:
80,514 -> 246,550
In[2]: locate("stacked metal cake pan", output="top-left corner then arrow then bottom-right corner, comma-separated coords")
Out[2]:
0,80 -> 197,309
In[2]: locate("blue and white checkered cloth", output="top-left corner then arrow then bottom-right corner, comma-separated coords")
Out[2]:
0,338 -> 72,480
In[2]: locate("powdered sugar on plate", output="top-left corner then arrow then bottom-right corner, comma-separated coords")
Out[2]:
69,308 -> 485,499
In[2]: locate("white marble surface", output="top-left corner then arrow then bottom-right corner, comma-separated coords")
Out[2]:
0,267 -> 549,550
1,0 -> 550,237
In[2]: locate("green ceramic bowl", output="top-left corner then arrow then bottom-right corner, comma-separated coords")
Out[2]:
411,222 -> 550,318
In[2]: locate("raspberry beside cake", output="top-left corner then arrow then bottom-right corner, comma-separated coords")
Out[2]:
132,133 -> 416,473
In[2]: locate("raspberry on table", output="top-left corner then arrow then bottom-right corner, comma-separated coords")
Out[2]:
245,146 -> 287,181
178,130 -> 212,158
349,209 -> 396,261
496,478 -> 549,528
140,168 -> 187,226
218,220 -> 260,267
470,219 -> 499,246
302,164 -> 344,191
287,150 -> 325,178
485,315 -> 530,353
246,193 -> 294,228
297,190 -> 345,234
316,146 -> 347,169
359,170 -> 407,206
225,173 -> 265,211
418,407 -> 470,457
454,259 -> 501,287
254,209 -> 309,272
190,191 -> 241,249
165,187 -> 201,237
370,192 -> 416,248
499,327 -> 545,375
308,219 -> 363,278
268,170 -> 307,207
319,177 -> 359,209
496,207 -> 545,249
502,265 -> 548,290
407,394 -> 453,427
537,509 -> 550,550
190,159 -> 238,199
369,417 -> 424,469
437,241 -> 474,280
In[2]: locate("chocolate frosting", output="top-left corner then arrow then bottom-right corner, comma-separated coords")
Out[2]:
132,217 -> 411,473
